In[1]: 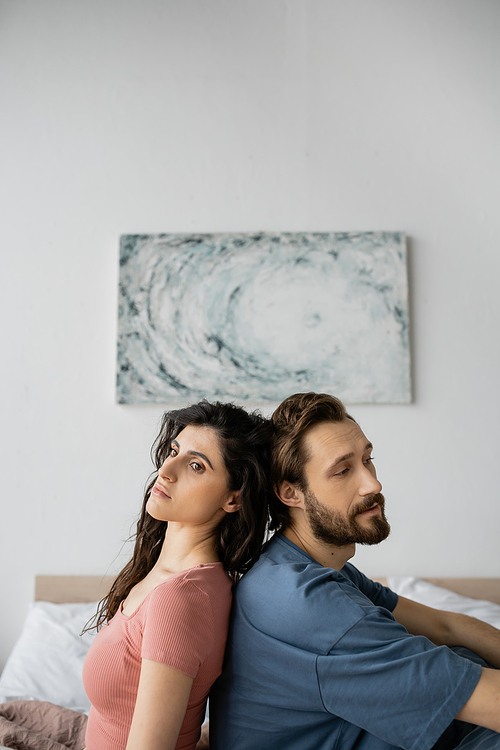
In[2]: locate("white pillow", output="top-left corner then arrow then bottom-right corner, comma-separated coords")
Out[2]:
388,576 -> 500,628
0,601 -> 98,711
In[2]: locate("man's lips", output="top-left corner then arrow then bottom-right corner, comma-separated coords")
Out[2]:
357,503 -> 381,516
355,493 -> 384,516
151,483 -> 171,499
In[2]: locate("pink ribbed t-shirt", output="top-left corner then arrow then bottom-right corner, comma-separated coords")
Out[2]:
83,563 -> 232,750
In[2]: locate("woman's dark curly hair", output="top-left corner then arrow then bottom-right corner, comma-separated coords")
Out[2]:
88,400 -> 273,631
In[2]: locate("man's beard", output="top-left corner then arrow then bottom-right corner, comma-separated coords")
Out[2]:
304,490 -> 390,547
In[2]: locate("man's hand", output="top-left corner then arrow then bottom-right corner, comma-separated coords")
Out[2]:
196,722 -> 209,749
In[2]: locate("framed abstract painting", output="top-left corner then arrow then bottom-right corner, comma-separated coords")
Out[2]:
117,232 -> 411,404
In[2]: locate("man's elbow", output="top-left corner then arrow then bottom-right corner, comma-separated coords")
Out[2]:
433,611 -> 474,648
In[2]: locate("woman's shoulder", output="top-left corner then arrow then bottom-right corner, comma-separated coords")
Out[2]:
181,561 -> 232,588
148,563 -> 231,609
144,563 -> 232,631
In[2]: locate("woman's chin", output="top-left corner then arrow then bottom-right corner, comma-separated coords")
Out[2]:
145,498 -> 168,522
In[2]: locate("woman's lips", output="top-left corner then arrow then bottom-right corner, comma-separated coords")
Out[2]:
151,483 -> 170,499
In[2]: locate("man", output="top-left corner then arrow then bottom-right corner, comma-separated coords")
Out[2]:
210,392 -> 500,750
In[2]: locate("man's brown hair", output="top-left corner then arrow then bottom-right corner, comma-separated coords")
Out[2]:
269,392 -> 354,532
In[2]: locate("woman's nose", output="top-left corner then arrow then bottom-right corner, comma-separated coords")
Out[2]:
158,457 -> 176,481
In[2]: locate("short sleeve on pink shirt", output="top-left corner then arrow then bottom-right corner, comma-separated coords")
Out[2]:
141,575 -> 214,678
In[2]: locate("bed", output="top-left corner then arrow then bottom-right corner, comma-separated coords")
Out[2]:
0,575 -> 499,732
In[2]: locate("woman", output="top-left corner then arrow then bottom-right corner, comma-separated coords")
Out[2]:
82,400 -> 272,750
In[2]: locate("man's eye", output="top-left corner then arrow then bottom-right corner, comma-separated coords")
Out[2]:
364,456 -> 375,465
336,467 -> 349,476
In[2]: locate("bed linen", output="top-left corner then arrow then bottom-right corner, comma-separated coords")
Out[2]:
0,700 -> 86,750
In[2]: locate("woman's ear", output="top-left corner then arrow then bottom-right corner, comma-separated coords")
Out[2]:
278,481 -> 305,509
222,490 -> 241,514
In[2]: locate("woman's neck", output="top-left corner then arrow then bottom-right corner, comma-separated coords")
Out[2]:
154,523 -> 220,575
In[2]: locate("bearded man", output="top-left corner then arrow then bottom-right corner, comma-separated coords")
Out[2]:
210,392 -> 500,750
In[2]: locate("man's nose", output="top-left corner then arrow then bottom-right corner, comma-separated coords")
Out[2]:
360,467 -> 382,496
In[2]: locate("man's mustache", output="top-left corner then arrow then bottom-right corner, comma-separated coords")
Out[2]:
354,492 -> 385,517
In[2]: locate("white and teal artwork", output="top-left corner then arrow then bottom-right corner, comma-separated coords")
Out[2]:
117,232 -> 411,404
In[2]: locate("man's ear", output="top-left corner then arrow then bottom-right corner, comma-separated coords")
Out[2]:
222,490 -> 241,514
277,481 -> 305,510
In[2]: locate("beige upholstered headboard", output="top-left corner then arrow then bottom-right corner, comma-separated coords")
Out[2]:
35,576 -> 114,603
35,575 -> 500,606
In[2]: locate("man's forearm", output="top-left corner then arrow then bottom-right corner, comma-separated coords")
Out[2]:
442,611 -> 500,668
393,596 -> 500,667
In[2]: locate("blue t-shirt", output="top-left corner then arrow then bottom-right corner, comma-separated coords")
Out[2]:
210,535 -> 481,750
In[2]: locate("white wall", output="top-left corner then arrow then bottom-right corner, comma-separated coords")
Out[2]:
1,0 -> 499,670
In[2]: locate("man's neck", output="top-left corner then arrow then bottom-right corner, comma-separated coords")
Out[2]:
282,525 -> 355,571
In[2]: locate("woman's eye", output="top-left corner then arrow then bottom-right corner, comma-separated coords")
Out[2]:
169,447 -> 178,457
364,456 -> 375,465
336,467 -> 349,476
191,462 -> 203,472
